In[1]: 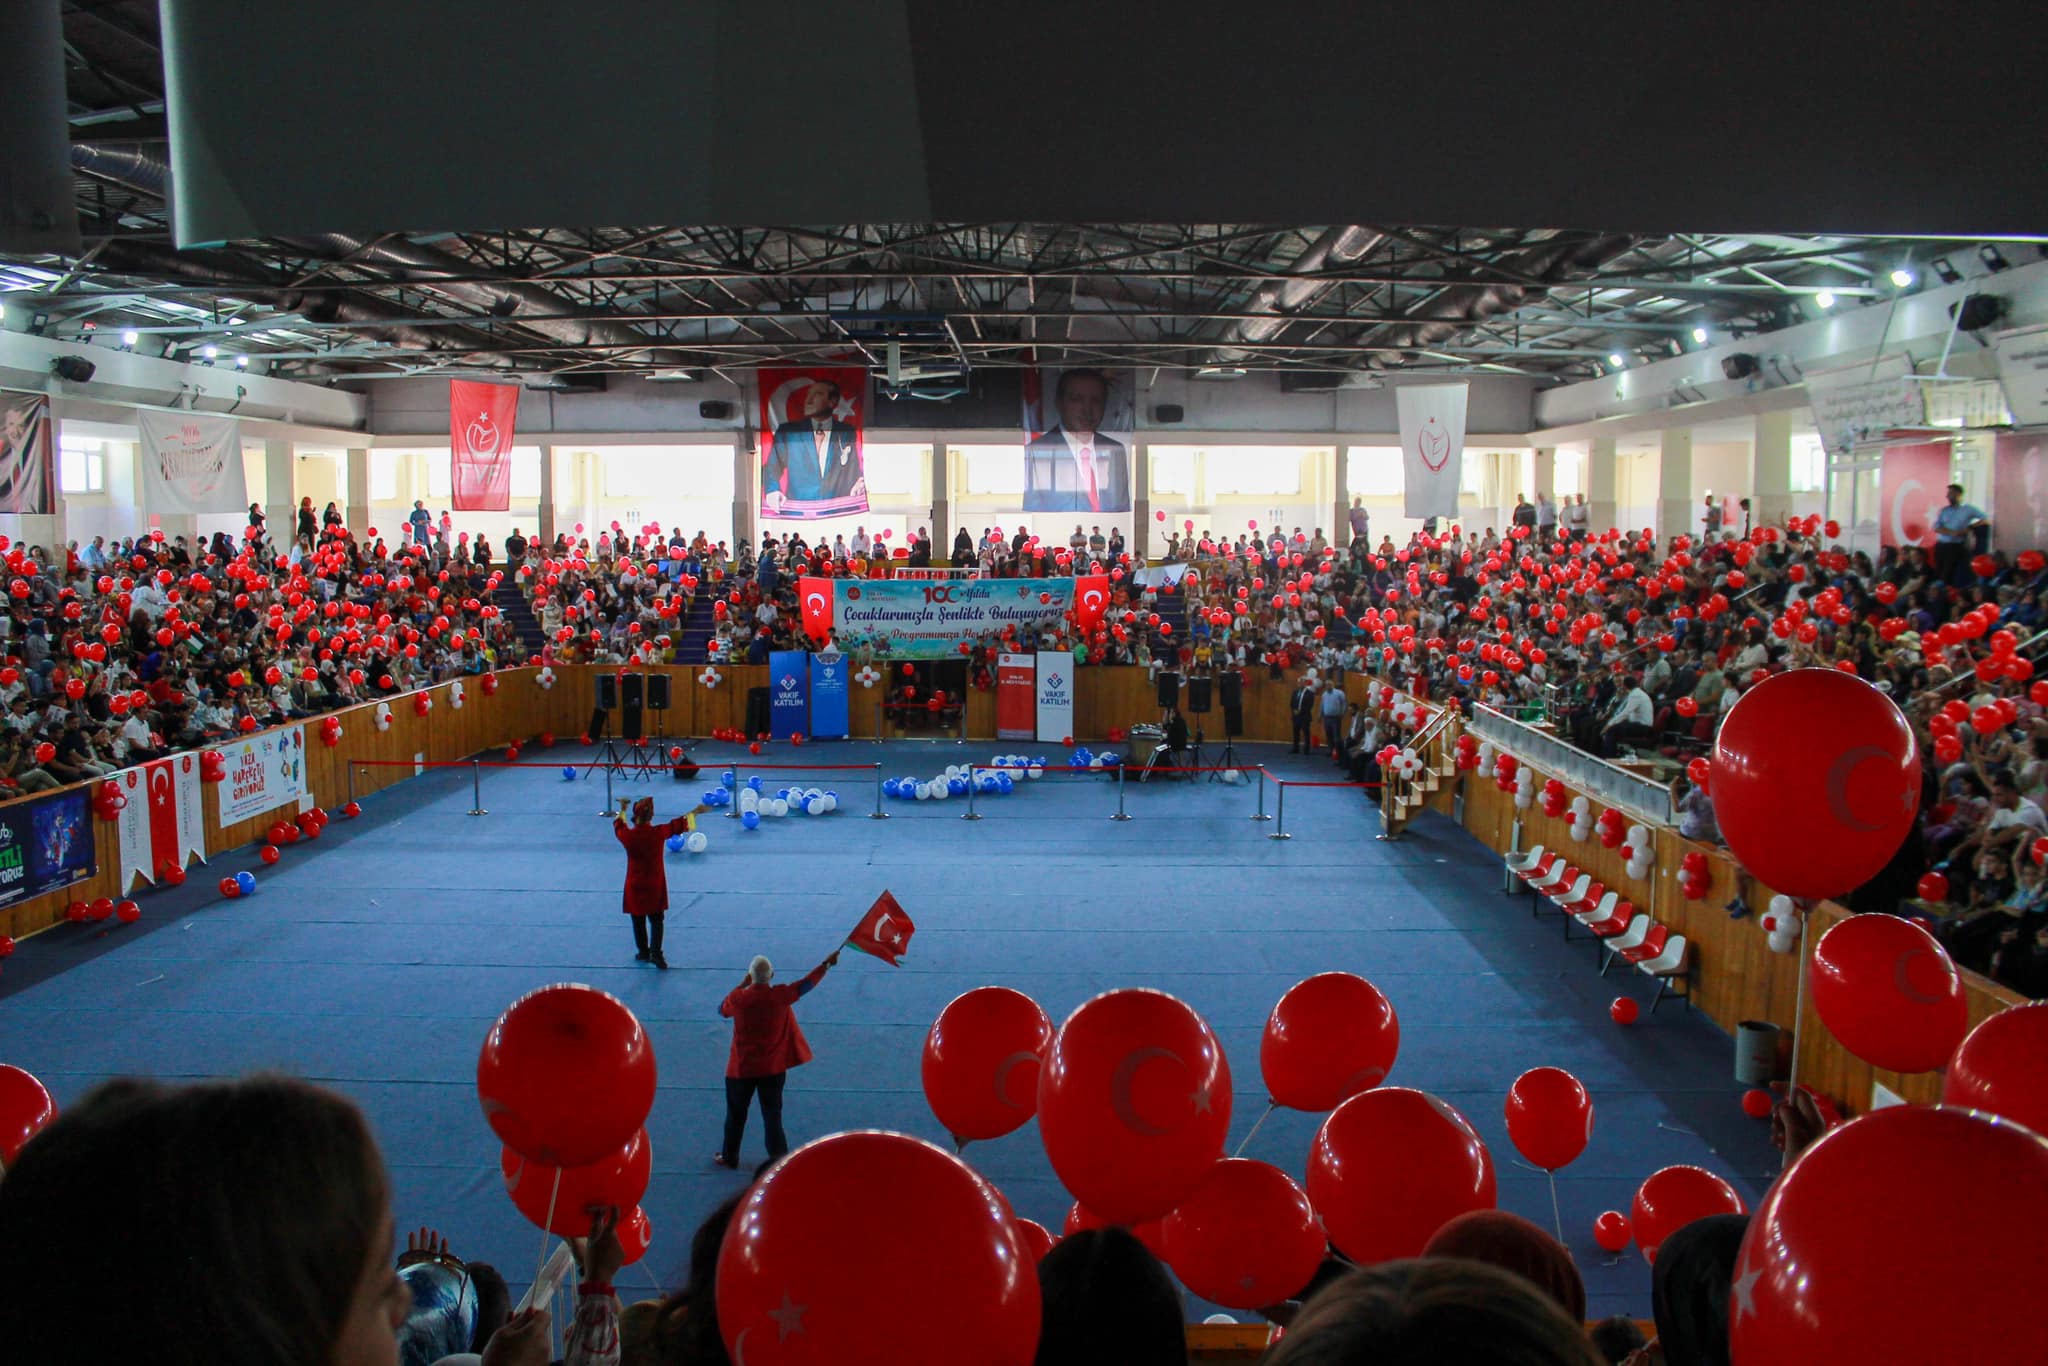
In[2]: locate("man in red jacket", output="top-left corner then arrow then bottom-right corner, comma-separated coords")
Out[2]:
714,949 -> 840,1169
612,796 -> 709,969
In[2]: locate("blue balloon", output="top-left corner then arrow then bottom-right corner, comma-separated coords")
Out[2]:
720,770 -> 736,788
947,777 -> 967,796
997,774 -> 1015,793
883,778 -> 900,797
561,766 -> 577,780
234,871 -> 257,894
741,810 -> 761,830
702,790 -> 721,804
826,791 -> 839,802
747,776 -> 762,791
665,834 -> 684,852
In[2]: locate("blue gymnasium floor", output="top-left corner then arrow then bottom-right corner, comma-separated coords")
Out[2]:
0,738 -> 1776,1319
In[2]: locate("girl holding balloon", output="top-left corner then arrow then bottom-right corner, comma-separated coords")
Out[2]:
614,796 -> 711,969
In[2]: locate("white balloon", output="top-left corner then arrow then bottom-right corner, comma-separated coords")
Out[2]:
914,783 -> 930,800
1627,824 -> 1649,845
1768,893 -> 1793,919
771,799 -> 789,817
805,798 -> 824,815
684,831 -> 708,854
821,794 -> 837,812
1027,766 -> 1042,780
1569,795 -> 1591,812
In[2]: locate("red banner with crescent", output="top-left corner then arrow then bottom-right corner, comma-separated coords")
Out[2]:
798,576 -> 834,645
846,890 -> 914,965
450,379 -> 519,511
1878,440 -> 1951,549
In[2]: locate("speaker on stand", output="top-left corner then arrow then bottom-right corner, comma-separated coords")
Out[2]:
590,674 -> 626,778
1155,670 -> 1182,712
1210,669 -> 1244,778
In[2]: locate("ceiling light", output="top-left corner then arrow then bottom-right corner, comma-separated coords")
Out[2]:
227,317 -> 244,326
121,329 -> 139,347
1890,268 -> 1915,289
1691,326 -> 1709,345
201,344 -> 218,360
1980,245 -> 2011,273
1607,352 -> 1626,367
1814,290 -> 1836,310
235,354 -> 248,368
1931,257 -> 1962,285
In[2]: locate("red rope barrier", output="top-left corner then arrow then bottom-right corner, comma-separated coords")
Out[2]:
1270,779 -> 1383,790
348,758 -> 879,772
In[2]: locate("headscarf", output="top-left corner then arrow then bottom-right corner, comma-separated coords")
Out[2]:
395,1261 -> 478,1366
1421,1209 -> 1585,1323
1649,1213 -> 1748,1366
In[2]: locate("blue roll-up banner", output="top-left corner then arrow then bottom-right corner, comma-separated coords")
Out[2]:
769,650 -> 812,739
0,788 -> 95,909
809,652 -> 850,739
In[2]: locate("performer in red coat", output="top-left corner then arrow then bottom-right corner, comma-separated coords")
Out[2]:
613,796 -> 709,969
714,949 -> 839,1168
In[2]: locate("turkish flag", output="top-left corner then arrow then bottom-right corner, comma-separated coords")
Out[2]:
1073,574 -> 1110,632
798,576 -> 834,645
114,754 -> 206,888
846,890 -> 915,965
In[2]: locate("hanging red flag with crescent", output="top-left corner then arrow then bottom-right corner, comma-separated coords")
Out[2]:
798,575 -> 834,645
1073,574 -> 1110,633
450,379 -> 519,511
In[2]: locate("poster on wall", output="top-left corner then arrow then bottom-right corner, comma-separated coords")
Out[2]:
1397,382 -> 1467,520
1993,431 -> 2048,552
809,653 -> 849,739
1877,440 -> 1952,549
1021,365 -> 1134,512
450,379 -> 518,511
997,653 -> 1035,740
769,650 -> 811,739
215,726 -> 308,828
1034,650 -> 1075,743
759,367 -> 868,520
0,390 -> 54,515
137,409 -> 249,514
114,752 -> 208,888
0,789 -> 94,909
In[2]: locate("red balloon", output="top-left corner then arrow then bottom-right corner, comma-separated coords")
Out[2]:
1036,988 -> 1232,1225
1941,1002 -> 2048,1137
921,987 -> 1053,1144
0,1064 -> 57,1167
1809,913 -> 1967,1074
1711,669 -> 1920,900
1011,1217 -> 1054,1265
1503,1067 -> 1593,1171
260,844 -> 281,865
1592,1210 -> 1632,1253
1741,1088 -> 1774,1118
1307,1087 -> 1497,1265
501,1129 -> 652,1236
218,878 -> 241,899
1161,1158 -> 1326,1310
716,1131 -> 1039,1365
477,984 -> 656,1167
1630,1165 -> 1746,1264
1061,1201 -> 1109,1238
1732,1105 -> 2048,1364
617,1205 -> 652,1266
1260,972 -> 1400,1111
1610,997 -> 1640,1025
1916,870 -> 1949,902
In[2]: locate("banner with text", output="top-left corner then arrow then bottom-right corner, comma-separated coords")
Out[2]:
1878,440 -> 1952,549
0,390 -> 54,515
114,752 -> 207,888
997,653 -> 1036,740
450,379 -> 519,511
1035,650 -> 1074,743
1805,354 -> 1929,457
808,652 -> 850,739
1994,325 -> 2048,428
1397,382 -> 1467,520
0,789 -> 94,909
835,576 -> 1075,657
215,725 -> 308,828
137,409 -> 249,514
769,650 -> 811,739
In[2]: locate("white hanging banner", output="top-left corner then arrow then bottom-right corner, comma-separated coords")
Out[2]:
1397,382 -> 1467,520
1993,324 -> 2048,428
136,410 -> 249,514
1803,354 -> 1928,457
113,752 -> 208,889
1034,650 -> 1074,744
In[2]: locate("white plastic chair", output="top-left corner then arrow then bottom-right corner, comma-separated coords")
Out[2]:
1565,890 -> 1617,941
1599,915 -> 1651,975
1637,933 -> 1692,1010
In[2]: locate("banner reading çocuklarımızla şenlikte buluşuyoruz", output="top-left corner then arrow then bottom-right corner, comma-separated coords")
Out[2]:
832,577 -> 1075,658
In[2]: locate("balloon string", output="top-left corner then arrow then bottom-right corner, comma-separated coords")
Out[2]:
1547,1168 -> 1564,1247
1788,904 -> 1812,1091
1233,1101 -> 1275,1158
538,1165 -> 563,1289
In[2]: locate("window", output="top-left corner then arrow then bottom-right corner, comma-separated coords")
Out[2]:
1555,448 -> 1586,499
1150,448 -> 1196,496
369,451 -> 400,502
1346,447 -> 1402,497
860,443 -> 928,499
958,445 -> 1023,496
426,451 -> 452,499
1791,434 -> 1825,493
1209,447 -> 1307,496
510,446 -> 542,499
58,438 -> 104,494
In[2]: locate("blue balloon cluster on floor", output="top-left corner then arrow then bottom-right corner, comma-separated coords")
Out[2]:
883,758 -> 1043,803
664,833 -> 685,852
700,789 -> 733,807
1066,747 -> 1122,770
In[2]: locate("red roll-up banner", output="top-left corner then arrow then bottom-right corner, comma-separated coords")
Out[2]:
450,379 -> 519,511
997,653 -> 1036,741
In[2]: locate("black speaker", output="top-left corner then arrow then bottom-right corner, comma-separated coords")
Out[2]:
745,687 -> 771,739
1218,669 -> 1243,709
699,400 -> 735,420
1223,702 -> 1244,737
595,673 -> 619,710
1953,293 -> 2006,333
50,356 -> 94,383
1187,675 -> 1212,713
1155,671 -> 1182,708
1152,404 -> 1184,424
621,674 -> 644,709
1721,353 -> 1759,381
647,673 -> 671,709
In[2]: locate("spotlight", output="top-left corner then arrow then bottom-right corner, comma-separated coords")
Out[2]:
1890,267 -> 1916,289
1691,326 -> 1709,345
1814,290 -> 1835,310
1953,294 -> 2007,333
1608,352 -> 1626,367
1979,245 -> 2010,273
1931,258 -> 1962,285
121,329 -> 139,348
50,356 -> 96,383
235,354 -> 248,368
201,344 -> 218,361
1721,353 -> 1760,381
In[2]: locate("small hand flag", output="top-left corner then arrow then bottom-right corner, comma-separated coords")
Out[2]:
846,890 -> 915,966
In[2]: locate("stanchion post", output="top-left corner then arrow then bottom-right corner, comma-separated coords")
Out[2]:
600,756 -> 615,816
724,765 -> 740,818
962,763 -> 981,820
870,762 -> 889,819
1268,781 -> 1292,840
1111,761 -> 1132,820
346,762 -> 355,806
1251,766 -> 1272,821
468,759 -> 487,816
